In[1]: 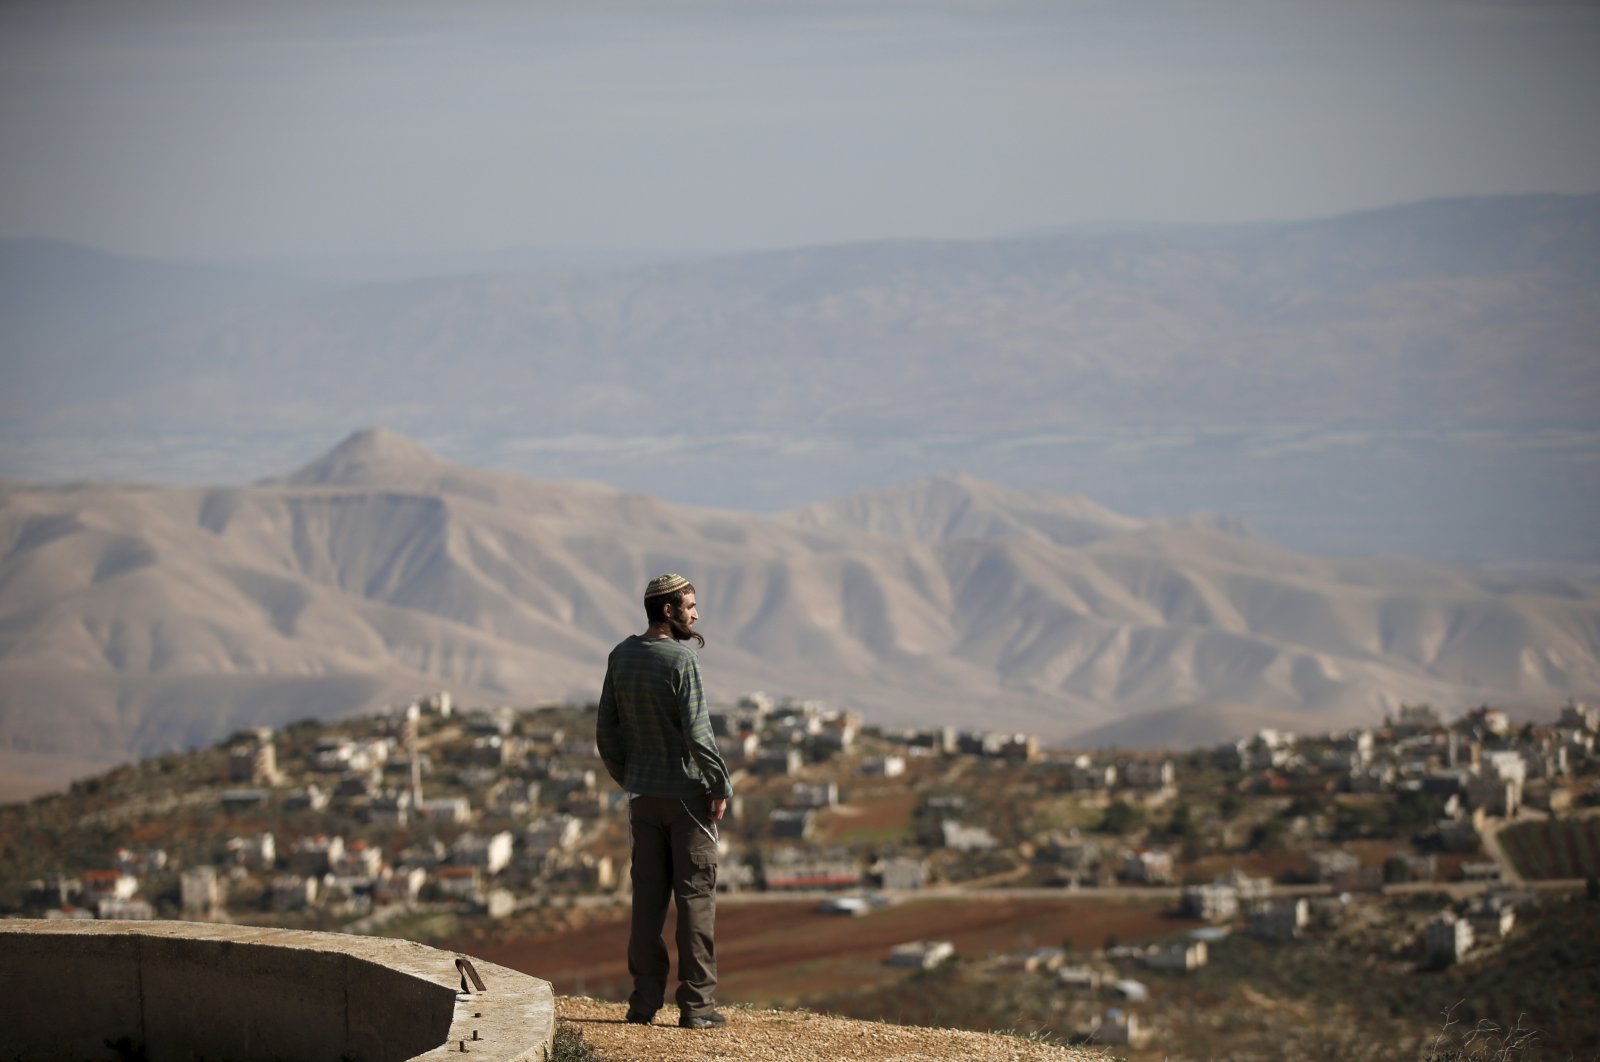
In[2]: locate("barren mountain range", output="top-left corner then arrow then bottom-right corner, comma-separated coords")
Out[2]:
2,428 -> 1596,800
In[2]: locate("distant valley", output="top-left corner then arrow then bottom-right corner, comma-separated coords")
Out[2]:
2,194 -> 1598,563
2,429 -> 1596,801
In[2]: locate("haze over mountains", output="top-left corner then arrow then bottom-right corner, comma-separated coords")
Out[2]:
2,194 -> 1597,563
3,428 -> 1597,801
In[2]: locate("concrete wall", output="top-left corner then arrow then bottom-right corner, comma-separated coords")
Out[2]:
0,920 -> 553,1062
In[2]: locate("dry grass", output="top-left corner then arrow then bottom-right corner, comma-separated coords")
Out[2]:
1423,1004 -> 1540,1062
554,996 -> 1112,1061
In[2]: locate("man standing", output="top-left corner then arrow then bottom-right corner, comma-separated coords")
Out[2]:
596,572 -> 732,1030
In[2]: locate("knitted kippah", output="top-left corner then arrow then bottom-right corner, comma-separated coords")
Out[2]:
644,572 -> 690,599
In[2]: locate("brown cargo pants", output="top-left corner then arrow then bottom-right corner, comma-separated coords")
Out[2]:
626,794 -> 720,1018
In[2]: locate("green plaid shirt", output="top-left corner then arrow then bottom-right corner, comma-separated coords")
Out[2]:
596,635 -> 732,800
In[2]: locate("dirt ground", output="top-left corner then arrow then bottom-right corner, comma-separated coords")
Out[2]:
555,995 -> 1111,1062
814,791 -> 920,845
472,894 -> 1195,1005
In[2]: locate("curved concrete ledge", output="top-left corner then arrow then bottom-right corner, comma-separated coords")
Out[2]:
0,919 -> 554,1062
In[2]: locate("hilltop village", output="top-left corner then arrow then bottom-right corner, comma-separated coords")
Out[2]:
6,693 -> 1599,1054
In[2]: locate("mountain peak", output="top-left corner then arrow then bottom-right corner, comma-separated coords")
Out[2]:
285,428 -> 451,487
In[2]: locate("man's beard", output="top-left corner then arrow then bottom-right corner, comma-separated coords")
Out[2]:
668,615 -> 706,648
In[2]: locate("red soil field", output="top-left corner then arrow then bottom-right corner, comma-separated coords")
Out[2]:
815,791 -> 919,844
1186,850 -> 1314,883
468,894 -> 1197,1005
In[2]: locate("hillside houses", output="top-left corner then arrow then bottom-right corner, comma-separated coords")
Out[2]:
8,686 -> 1595,1062
9,688 -> 1592,958
1216,702 -> 1597,850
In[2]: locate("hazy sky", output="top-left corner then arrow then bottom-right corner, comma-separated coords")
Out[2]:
2,0 -> 1598,261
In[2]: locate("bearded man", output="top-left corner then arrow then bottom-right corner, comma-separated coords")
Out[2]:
596,572 -> 733,1030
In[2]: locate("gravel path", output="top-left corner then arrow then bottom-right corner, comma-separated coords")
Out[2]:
555,997 -> 1110,1062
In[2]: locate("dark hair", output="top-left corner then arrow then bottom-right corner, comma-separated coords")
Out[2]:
645,584 -> 704,648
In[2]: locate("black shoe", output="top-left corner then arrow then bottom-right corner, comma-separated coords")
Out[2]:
679,1009 -> 727,1030
625,1008 -> 657,1025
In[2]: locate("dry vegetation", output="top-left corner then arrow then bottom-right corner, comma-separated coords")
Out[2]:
552,996 -> 1110,1062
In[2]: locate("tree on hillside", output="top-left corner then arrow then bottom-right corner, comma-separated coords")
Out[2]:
1099,800 -> 1145,835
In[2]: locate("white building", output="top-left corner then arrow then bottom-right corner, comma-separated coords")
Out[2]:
816,715 -> 859,753
1066,759 -> 1118,790
859,756 -> 905,779
1038,834 -> 1100,870
434,866 -> 482,899
768,808 -> 815,840
28,874 -> 80,908
1091,1010 -> 1148,1048
1247,898 -> 1309,941
887,940 -> 954,969
525,815 -> 583,852
1182,884 -> 1238,921
754,748 -> 803,776
1219,868 -> 1271,901
229,734 -> 279,785
1121,759 -> 1176,790
97,898 -> 155,920
288,835 -> 345,874
282,785 -> 330,812
180,866 -> 223,915
452,831 -> 515,876
376,866 -> 428,904
1461,707 -> 1511,737
44,907 -> 96,921
1122,849 -> 1174,884
312,738 -> 358,773
877,856 -> 929,891
368,791 -> 412,826
1109,979 -> 1149,1003
333,842 -> 385,879
1057,966 -> 1103,991
487,780 -> 541,817
791,781 -> 839,808
226,832 -> 276,868
1425,911 -> 1474,963
1143,940 -> 1207,971
1229,730 -> 1297,771
1468,896 -> 1517,939
114,848 -> 168,876
1467,776 -> 1521,817
221,789 -> 270,811
81,871 -> 138,902
1486,750 -> 1527,782
1309,849 -> 1360,884
716,733 -> 760,764
417,797 -> 472,823
940,820 -> 997,851
270,875 -> 318,911
1559,700 -> 1597,733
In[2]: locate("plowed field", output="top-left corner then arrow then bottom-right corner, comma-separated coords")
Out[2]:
1499,814 -> 1600,879
469,893 -> 1195,1005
